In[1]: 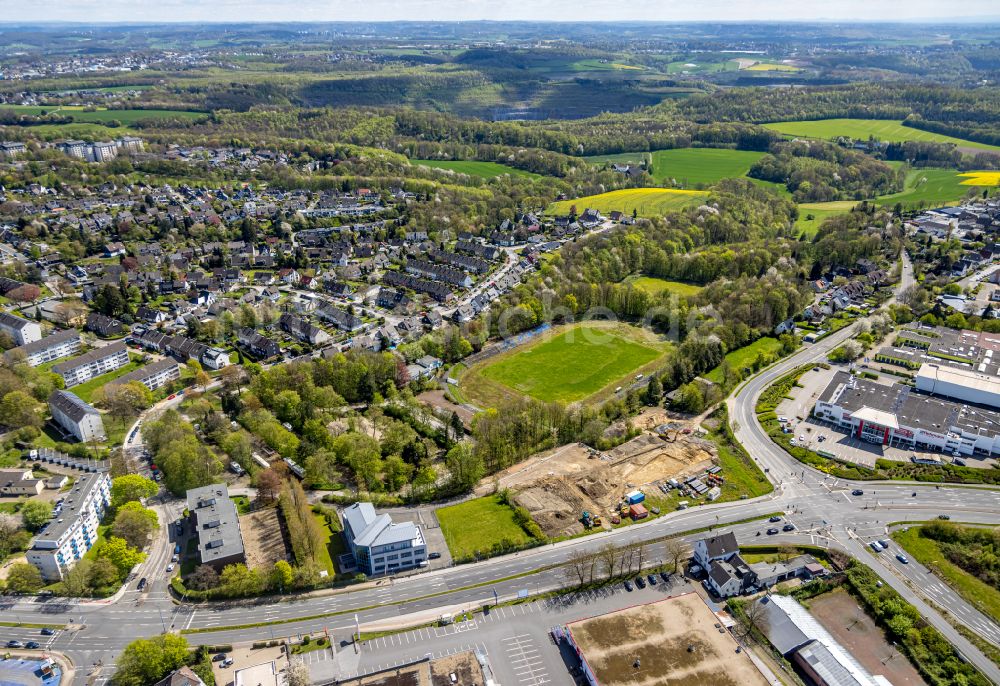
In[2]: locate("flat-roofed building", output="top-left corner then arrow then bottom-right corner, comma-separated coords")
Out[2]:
186,484 -> 245,570
4,328 -> 81,367
342,502 -> 426,576
26,470 -> 111,581
51,341 -> 129,387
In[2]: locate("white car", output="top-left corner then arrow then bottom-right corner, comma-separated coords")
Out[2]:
166,563 -> 175,573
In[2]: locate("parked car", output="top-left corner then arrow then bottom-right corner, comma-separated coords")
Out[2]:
647,574 -> 657,586
635,576 -> 646,589
166,563 -> 174,573
782,523 -> 795,532
221,658 -> 234,668
659,571 -> 670,583
213,653 -> 228,662
766,528 -> 779,535
896,554 -> 909,564
623,580 -> 634,592
768,516 -> 782,523
852,489 -> 864,496
25,641 -> 39,649
428,552 -> 441,560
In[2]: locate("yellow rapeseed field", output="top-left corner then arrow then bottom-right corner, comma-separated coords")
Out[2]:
958,171 -> 1000,186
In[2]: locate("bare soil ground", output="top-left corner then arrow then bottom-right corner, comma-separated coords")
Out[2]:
429,651 -> 485,686
568,593 -> 769,686
483,430 -> 716,538
808,588 -> 928,686
417,390 -> 475,427
239,507 -> 290,569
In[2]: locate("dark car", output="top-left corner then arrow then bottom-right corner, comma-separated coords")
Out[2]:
428,552 -> 441,560
938,514 -> 951,520
896,554 -> 909,564
624,579 -> 634,592
25,641 -> 39,649
7,641 -> 23,648
137,577 -> 147,591
766,528 -> 780,535
213,653 -> 228,662
647,574 -> 657,586
768,516 -> 782,523
635,576 -> 647,589
40,628 -> 54,636
659,571 -> 670,583
852,489 -> 864,496
783,523 -> 796,532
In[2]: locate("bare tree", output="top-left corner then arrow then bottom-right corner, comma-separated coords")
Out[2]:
777,544 -> 796,563
599,543 -> 617,581
286,660 -> 310,686
663,538 -> 691,574
565,550 -> 590,588
635,542 -> 647,575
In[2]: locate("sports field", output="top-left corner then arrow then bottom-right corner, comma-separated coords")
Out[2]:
650,148 -> 766,186
763,118 -> 1000,152
0,104 -> 207,124
547,188 -> 707,218
411,159 -> 541,179
626,275 -> 702,298
462,322 -> 669,406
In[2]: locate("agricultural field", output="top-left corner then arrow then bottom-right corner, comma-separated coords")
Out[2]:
874,168 -> 996,207
763,118 -> 1000,152
649,148 -> 766,186
796,201 -> 859,237
625,275 -> 703,298
704,337 -> 784,384
664,60 -> 739,74
582,151 -> 651,167
744,61 -> 802,72
462,322 -> 669,406
436,495 -> 533,559
0,104 -> 207,124
410,159 -> 541,179
547,188 -> 708,218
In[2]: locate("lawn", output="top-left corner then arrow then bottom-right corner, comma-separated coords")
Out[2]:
547,188 -> 708,218
649,148 -> 765,186
436,495 -> 533,559
796,201 -> 860,237
0,104 -> 208,124
69,358 -> 143,404
583,152 -> 651,167
411,159 -> 540,180
705,337 -> 784,384
874,168 -> 996,208
464,322 -> 668,406
626,275 -> 703,298
312,512 -> 338,577
763,118 -> 1000,153
892,525 -> 1000,626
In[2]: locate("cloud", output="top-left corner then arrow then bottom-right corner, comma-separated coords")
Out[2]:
2,0 -> 998,22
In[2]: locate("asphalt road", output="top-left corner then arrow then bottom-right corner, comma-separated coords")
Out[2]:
5,253 -> 1000,684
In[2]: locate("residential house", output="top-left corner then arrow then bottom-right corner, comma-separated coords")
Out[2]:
237,328 -> 281,360
48,390 -> 106,443
85,312 -> 123,337
52,342 -> 130,388
279,312 -> 331,346
5,329 -> 81,367
0,311 -> 42,346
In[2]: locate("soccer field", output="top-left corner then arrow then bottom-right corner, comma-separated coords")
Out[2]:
763,118 -> 1000,153
547,188 -> 707,218
463,322 -> 668,406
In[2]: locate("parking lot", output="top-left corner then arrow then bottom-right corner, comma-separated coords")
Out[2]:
379,506 -> 452,569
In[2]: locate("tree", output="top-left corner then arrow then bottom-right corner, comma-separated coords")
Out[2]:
255,468 -> 282,504
195,369 -> 212,392
287,661 -> 311,686
0,390 -> 44,429
99,536 -> 147,576
4,562 -> 43,593
187,564 -> 220,591
0,513 -> 31,560
644,375 -> 663,405
111,474 -> 158,508
113,634 -> 190,686
445,441 -> 484,491
219,364 -> 247,396
88,556 -> 121,589
20,500 -> 53,532
112,502 -> 159,550
103,382 -> 153,423
272,560 -> 294,591
663,538 -> 690,574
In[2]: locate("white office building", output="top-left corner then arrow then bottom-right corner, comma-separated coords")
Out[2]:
27,470 -> 111,581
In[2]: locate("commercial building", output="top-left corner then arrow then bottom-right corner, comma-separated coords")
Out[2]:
342,502 -> 427,576
26,470 -> 112,581
0,311 -> 42,346
563,594 -> 771,686
815,370 -> 1000,458
48,390 -> 106,443
758,594 -> 893,686
106,358 -> 180,392
51,341 -> 130,387
4,329 -> 81,367
693,533 -> 823,598
186,484 -> 246,570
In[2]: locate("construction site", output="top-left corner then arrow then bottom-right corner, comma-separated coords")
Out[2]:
483,425 -> 719,538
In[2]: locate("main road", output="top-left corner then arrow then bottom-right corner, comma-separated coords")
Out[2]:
5,252 -> 1000,683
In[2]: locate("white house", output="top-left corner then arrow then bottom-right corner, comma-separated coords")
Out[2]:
49,390 -> 106,443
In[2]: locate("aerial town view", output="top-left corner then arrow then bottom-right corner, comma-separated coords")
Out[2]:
1,2 -> 1000,686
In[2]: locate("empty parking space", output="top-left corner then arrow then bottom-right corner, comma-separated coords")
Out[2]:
503,634 -> 549,686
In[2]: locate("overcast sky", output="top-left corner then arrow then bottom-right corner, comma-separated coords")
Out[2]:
0,0 -> 998,24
